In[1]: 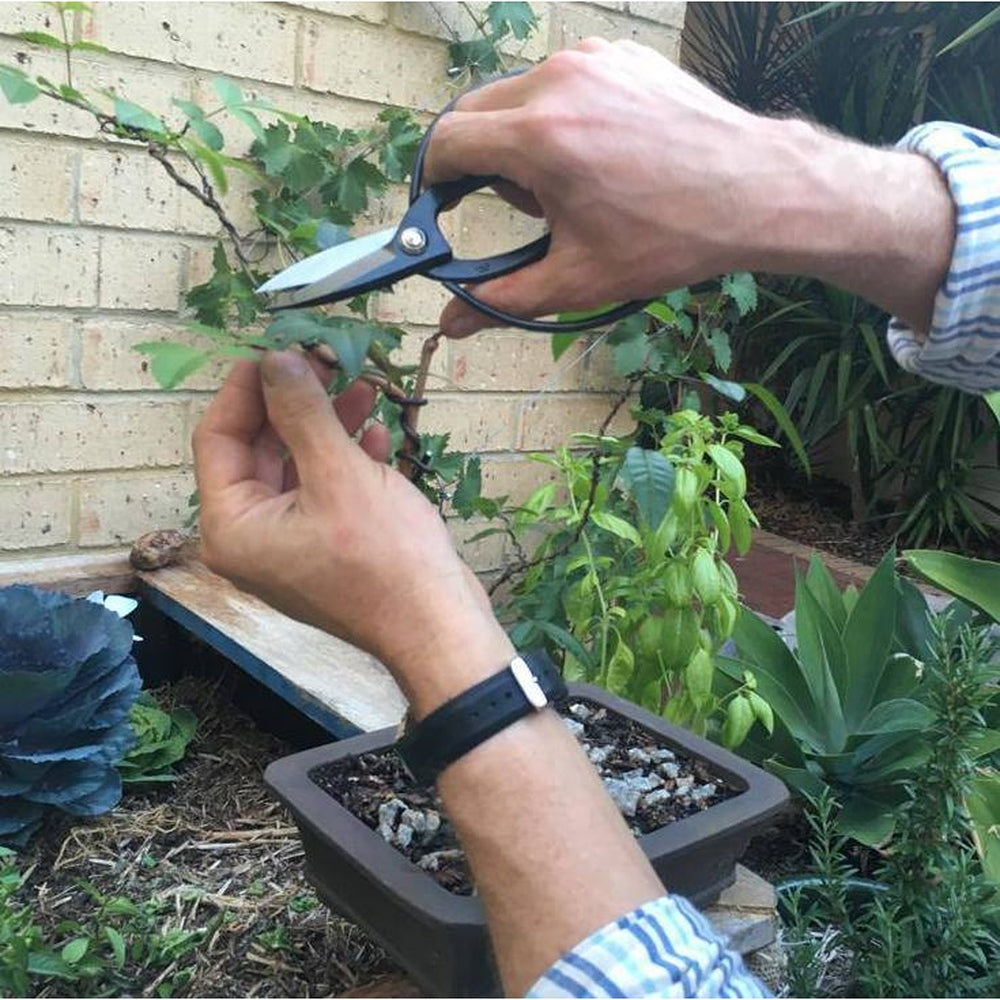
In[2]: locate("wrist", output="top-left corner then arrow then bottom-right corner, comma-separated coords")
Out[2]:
386,605 -> 516,720
747,117 -> 954,329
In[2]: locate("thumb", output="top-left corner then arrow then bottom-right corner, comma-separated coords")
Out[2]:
439,260 -> 566,338
260,351 -> 348,475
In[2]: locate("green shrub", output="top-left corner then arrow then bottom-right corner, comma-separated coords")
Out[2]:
119,693 -> 197,785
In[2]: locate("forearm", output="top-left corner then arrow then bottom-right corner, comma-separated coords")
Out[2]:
397,622 -> 664,995
738,117 -> 955,334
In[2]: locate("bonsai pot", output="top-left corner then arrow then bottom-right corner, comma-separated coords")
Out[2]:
265,682 -> 789,997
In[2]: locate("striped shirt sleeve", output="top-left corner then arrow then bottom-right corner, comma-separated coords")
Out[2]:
887,122 -> 1000,394
527,894 -> 768,998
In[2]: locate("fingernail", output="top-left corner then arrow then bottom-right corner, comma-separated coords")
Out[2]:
262,350 -> 310,385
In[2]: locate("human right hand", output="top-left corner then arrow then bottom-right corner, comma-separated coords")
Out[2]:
425,37 -> 953,338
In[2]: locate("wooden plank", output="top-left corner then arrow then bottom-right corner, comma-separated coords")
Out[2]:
138,558 -> 407,737
0,550 -> 136,596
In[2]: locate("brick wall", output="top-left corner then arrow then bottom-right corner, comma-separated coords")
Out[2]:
0,1 -> 685,572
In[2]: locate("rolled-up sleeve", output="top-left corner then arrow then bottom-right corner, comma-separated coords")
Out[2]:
527,895 -> 768,998
887,122 -> 1000,394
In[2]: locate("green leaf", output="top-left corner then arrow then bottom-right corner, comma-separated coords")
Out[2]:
855,698 -> 935,736
607,313 -> 649,375
985,390 -> 1000,426
621,447 -> 675,529
968,770 -> 1000,887
190,116 -> 224,151
591,510 -> 641,547
748,691 -> 774,734
114,97 -> 166,134
18,30 -> 68,49
707,444 -> 746,499
706,328 -> 732,371
701,372 -> 745,402
903,549 -> 1000,624
230,106 -> 266,141
184,140 -> 228,194
837,792 -> 896,847
70,39 -> 109,53
644,299 -> 676,325
728,499 -> 753,555
212,75 -> 243,108
0,66 -> 40,104
451,456 -> 482,516
604,635 -> 635,695
841,548 -> 897,728
104,926 -> 126,969
744,382 -> 811,476
720,271 -> 757,315
722,695 -> 754,748
135,342 -> 210,389
486,1 -> 538,39
337,157 -> 386,215
551,331 -> 581,361
61,938 -> 90,965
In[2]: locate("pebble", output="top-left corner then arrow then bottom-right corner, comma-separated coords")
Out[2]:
648,747 -> 676,763
603,778 -> 643,818
689,783 -> 717,803
395,823 -> 414,848
377,798 -> 405,831
569,703 -> 592,722
659,761 -> 680,779
562,718 -> 585,739
588,745 -> 613,765
627,748 -> 651,766
642,788 -> 673,808
417,849 -> 464,872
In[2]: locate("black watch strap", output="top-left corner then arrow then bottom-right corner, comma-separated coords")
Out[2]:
395,649 -> 566,785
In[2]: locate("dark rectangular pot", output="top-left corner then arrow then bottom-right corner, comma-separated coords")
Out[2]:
264,682 -> 789,997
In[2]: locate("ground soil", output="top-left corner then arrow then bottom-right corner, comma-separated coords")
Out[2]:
17,674 -> 396,998
311,699 -> 736,897
745,449 -> 1000,568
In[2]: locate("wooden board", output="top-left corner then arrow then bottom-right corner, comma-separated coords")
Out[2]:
0,551 -> 135,596
138,559 -> 407,738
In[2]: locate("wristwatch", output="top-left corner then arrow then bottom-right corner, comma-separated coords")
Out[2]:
395,649 -> 567,785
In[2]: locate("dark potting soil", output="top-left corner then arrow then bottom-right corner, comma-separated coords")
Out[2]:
310,699 -> 738,896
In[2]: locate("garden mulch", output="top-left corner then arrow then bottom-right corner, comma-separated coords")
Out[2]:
18,674 -> 397,998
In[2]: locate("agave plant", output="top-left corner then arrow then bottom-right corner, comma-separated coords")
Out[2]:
0,585 -> 141,847
717,549 -> 985,845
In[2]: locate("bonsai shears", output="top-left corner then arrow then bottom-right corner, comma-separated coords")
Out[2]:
256,92 -> 647,334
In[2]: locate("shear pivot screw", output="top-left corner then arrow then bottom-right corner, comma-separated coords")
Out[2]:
399,227 -> 428,254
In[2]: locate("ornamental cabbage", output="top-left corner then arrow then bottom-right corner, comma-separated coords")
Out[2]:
0,585 -> 141,847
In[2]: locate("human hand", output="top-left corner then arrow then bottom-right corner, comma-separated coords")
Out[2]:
426,37 -> 953,337
192,352 -> 513,715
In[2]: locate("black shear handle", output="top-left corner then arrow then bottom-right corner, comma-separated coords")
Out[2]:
406,173 -> 551,283
408,74 -> 647,333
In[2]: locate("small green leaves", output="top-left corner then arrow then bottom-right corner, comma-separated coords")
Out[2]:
707,444 -> 746,499
486,1 -> 538,39
113,97 -> 166,134
211,75 -> 243,108
18,30 -> 68,49
722,695 -> 755,748
0,66 -> 40,104
60,938 -> 90,965
621,446 -> 675,529
135,342 -> 210,389
720,271 -> 758,316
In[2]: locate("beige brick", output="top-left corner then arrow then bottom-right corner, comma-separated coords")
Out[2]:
0,226 -> 99,307
517,392 -> 636,450
80,317 -> 225,391
420,392 -> 517,452
0,139 -> 75,222
78,468 -> 194,546
551,3 -> 681,59
0,4 -> 58,35
85,3 -> 298,85
482,453 -> 560,504
391,2 -> 549,63
451,331 -> 608,392
98,232 -> 183,311
303,18 -> 448,107
453,192 -> 547,261
626,2 -> 686,29
448,516 -> 507,571
0,398 -> 188,473
0,478 -> 73,550
373,273 -> 451,327
0,313 -> 73,388
289,2 -> 388,24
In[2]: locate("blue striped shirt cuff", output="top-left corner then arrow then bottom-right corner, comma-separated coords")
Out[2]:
887,121 -> 1000,394
527,894 -> 769,998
